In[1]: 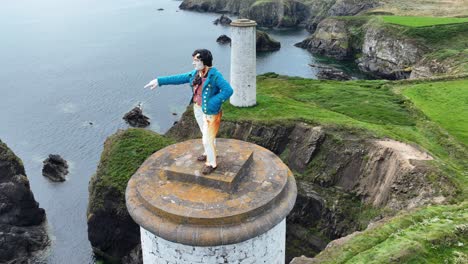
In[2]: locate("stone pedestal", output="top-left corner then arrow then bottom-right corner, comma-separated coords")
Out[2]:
126,139 -> 297,264
230,19 -> 257,107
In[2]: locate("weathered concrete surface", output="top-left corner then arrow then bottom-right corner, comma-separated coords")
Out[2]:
165,148 -> 253,193
141,220 -> 286,263
126,138 -> 297,246
230,19 -> 257,107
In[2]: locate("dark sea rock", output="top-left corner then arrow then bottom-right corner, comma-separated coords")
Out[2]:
123,106 -> 150,128
216,34 -> 231,44
0,139 -> 49,263
256,30 -> 281,52
310,64 -> 352,80
213,14 -> 232,25
42,154 -> 68,182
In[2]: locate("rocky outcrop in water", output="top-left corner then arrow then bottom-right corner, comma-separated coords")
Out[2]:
256,30 -> 281,51
315,67 -> 352,80
42,154 -> 68,182
123,105 -> 150,128
0,139 -> 49,263
213,14 -> 232,25
216,34 -> 231,44
217,31 -> 280,50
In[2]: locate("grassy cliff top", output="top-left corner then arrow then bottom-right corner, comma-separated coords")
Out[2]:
381,16 -> 468,27
93,128 -> 175,194
223,74 -> 468,196
302,201 -> 468,263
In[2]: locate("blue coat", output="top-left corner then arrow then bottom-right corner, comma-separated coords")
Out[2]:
157,67 -> 233,115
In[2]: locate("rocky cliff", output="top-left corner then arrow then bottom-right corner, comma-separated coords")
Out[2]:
179,0 -> 380,30
357,23 -> 425,79
87,129 -> 174,264
295,18 -> 356,60
297,16 -> 467,79
0,140 -> 49,263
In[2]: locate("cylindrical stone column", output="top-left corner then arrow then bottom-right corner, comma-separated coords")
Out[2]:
230,19 -> 257,107
126,139 -> 297,264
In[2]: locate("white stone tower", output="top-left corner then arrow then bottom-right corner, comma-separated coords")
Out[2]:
230,19 -> 257,107
126,139 -> 297,264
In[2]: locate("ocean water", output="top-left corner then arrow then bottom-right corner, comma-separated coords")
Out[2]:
0,0 -> 359,263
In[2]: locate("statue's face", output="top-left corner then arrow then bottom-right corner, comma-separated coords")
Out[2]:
192,54 -> 204,71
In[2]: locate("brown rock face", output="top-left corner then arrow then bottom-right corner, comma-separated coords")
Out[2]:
256,30 -> 281,52
357,25 -> 425,79
0,139 -> 48,263
295,18 -> 353,60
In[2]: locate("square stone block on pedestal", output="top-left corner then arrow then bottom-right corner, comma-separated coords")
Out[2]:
164,147 -> 253,193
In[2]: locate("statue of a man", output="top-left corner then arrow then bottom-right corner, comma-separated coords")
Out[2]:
144,49 -> 233,175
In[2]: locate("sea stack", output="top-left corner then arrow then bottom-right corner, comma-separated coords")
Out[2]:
230,19 -> 257,107
126,139 -> 297,263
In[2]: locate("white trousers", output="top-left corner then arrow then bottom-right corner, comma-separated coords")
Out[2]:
193,104 -> 222,167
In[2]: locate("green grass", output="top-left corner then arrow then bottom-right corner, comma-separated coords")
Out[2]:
223,76 -> 413,127
381,16 -> 468,27
305,201 -> 468,263
402,79 -> 468,145
95,128 -> 175,194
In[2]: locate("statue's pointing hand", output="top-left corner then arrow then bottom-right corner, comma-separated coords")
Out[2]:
144,79 -> 159,90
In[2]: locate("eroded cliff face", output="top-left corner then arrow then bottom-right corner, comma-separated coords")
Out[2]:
0,140 -> 49,263
166,106 -> 455,261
